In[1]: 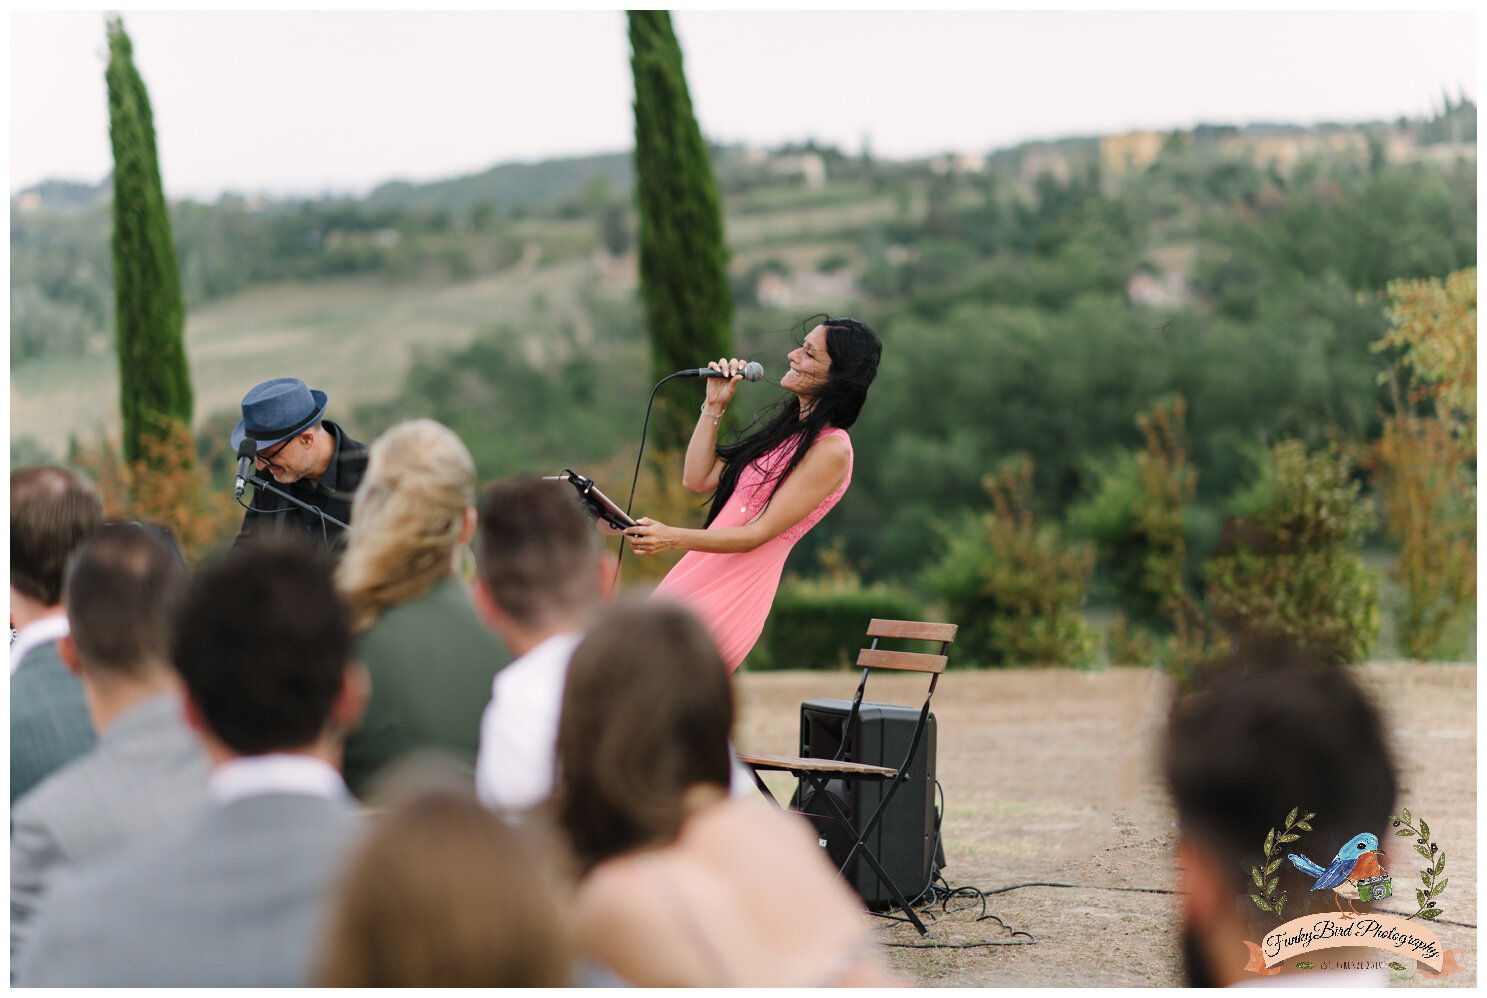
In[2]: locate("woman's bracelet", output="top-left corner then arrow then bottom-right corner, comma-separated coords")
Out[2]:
701,402 -> 726,425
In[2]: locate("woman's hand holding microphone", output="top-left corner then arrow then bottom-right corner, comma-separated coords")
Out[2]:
703,357 -> 749,414
631,358 -> 751,554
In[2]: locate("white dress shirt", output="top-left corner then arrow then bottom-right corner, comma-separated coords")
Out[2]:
207,753 -> 348,805
10,616 -> 69,676
475,631 -> 584,814
472,630 -> 764,814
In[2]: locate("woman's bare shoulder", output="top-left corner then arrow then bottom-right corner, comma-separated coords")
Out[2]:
800,430 -> 851,471
685,798 -> 836,870
575,852 -> 663,922
812,428 -> 852,453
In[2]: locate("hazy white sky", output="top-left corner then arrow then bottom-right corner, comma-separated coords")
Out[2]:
8,9 -> 1478,201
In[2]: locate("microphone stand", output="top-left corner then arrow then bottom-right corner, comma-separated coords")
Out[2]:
240,475 -> 350,548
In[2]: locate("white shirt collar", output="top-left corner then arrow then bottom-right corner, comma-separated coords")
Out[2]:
522,630 -> 583,665
207,753 -> 348,806
10,615 -> 69,675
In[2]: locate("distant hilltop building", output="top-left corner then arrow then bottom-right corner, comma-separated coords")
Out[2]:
1126,243 -> 1196,310
930,153 -> 987,176
1100,126 -> 1476,179
751,267 -> 855,310
1100,132 -> 1166,178
1019,145 -> 1071,184
1126,269 -> 1191,309
1229,129 -> 1369,169
753,151 -> 827,190
736,146 -> 827,189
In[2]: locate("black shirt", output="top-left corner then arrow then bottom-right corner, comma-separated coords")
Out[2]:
233,420 -> 368,554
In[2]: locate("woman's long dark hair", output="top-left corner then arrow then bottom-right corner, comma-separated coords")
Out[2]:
551,600 -> 734,874
704,315 -> 882,527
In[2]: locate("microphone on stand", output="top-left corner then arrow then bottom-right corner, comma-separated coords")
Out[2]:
675,362 -> 764,382
234,440 -> 258,500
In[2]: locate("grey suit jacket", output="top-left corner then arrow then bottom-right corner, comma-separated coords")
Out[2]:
16,790 -> 362,987
10,693 -> 210,968
10,639 -> 97,804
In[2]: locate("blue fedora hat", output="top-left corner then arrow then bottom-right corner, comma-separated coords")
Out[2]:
230,377 -> 330,451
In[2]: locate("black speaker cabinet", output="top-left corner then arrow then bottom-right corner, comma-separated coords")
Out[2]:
790,698 -> 942,908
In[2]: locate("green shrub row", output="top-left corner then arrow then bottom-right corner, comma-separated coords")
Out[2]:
745,579 -> 925,672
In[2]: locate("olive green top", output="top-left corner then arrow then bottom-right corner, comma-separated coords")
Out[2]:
342,574 -> 511,799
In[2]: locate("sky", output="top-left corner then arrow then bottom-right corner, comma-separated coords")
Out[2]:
7,9 -> 1479,202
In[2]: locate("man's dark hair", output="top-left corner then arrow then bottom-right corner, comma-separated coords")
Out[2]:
476,478 -> 599,630
1163,652 -> 1397,916
11,466 -> 104,607
64,523 -> 188,678
171,539 -> 352,755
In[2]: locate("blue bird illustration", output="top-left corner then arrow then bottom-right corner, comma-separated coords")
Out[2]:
1288,832 -> 1388,916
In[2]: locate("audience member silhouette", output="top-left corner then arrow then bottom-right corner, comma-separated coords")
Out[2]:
335,419 -> 510,799
18,540 -> 369,986
471,477 -> 604,813
10,465 -> 104,802
316,787 -> 571,986
11,524 -> 209,968
1164,651 -> 1398,986
550,600 -> 902,987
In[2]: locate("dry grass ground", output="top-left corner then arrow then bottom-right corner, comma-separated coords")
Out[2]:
734,663 -> 1476,988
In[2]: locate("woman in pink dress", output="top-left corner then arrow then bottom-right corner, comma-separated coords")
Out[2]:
625,316 -> 882,672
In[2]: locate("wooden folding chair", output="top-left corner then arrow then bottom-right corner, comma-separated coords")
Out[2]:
738,618 -> 957,936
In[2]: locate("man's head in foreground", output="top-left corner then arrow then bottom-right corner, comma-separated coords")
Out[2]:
11,465 -> 104,622
171,539 -> 365,762
1163,652 -> 1397,986
471,477 -> 603,648
60,523 -> 189,727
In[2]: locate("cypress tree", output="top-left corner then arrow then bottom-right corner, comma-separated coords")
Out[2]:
628,10 -> 733,452
105,13 -> 193,467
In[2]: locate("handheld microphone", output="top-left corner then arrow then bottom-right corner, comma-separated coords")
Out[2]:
234,439 -> 257,499
676,361 -> 763,382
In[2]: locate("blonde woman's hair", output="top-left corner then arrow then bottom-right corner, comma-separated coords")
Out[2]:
337,419 -> 475,633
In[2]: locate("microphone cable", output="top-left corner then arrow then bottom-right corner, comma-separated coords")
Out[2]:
234,479 -> 339,550
618,362 -> 762,580
617,371 -> 688,579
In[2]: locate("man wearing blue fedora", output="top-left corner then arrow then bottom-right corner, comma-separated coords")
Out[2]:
231,378 -> 368,552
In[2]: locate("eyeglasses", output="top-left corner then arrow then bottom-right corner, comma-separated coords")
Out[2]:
254,438 -> 293,473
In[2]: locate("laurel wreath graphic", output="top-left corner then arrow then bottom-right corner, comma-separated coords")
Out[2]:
1390,808 -> 1445,920
1250,806 -> 1312,917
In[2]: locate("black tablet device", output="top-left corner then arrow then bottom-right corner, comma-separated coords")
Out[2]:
544,470 -> 638,530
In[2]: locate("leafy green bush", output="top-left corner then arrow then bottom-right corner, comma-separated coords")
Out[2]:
1105,611 -> 1162,667
815,250 -> 852,274
921,459 -> 1098,668
745,579 -> 924,672
1202,440 -> 1380,662
1069,396 -> 1195,628
1367,268 -> 1476,660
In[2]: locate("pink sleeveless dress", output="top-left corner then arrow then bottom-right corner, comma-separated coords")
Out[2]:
652,428 -> 853,673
